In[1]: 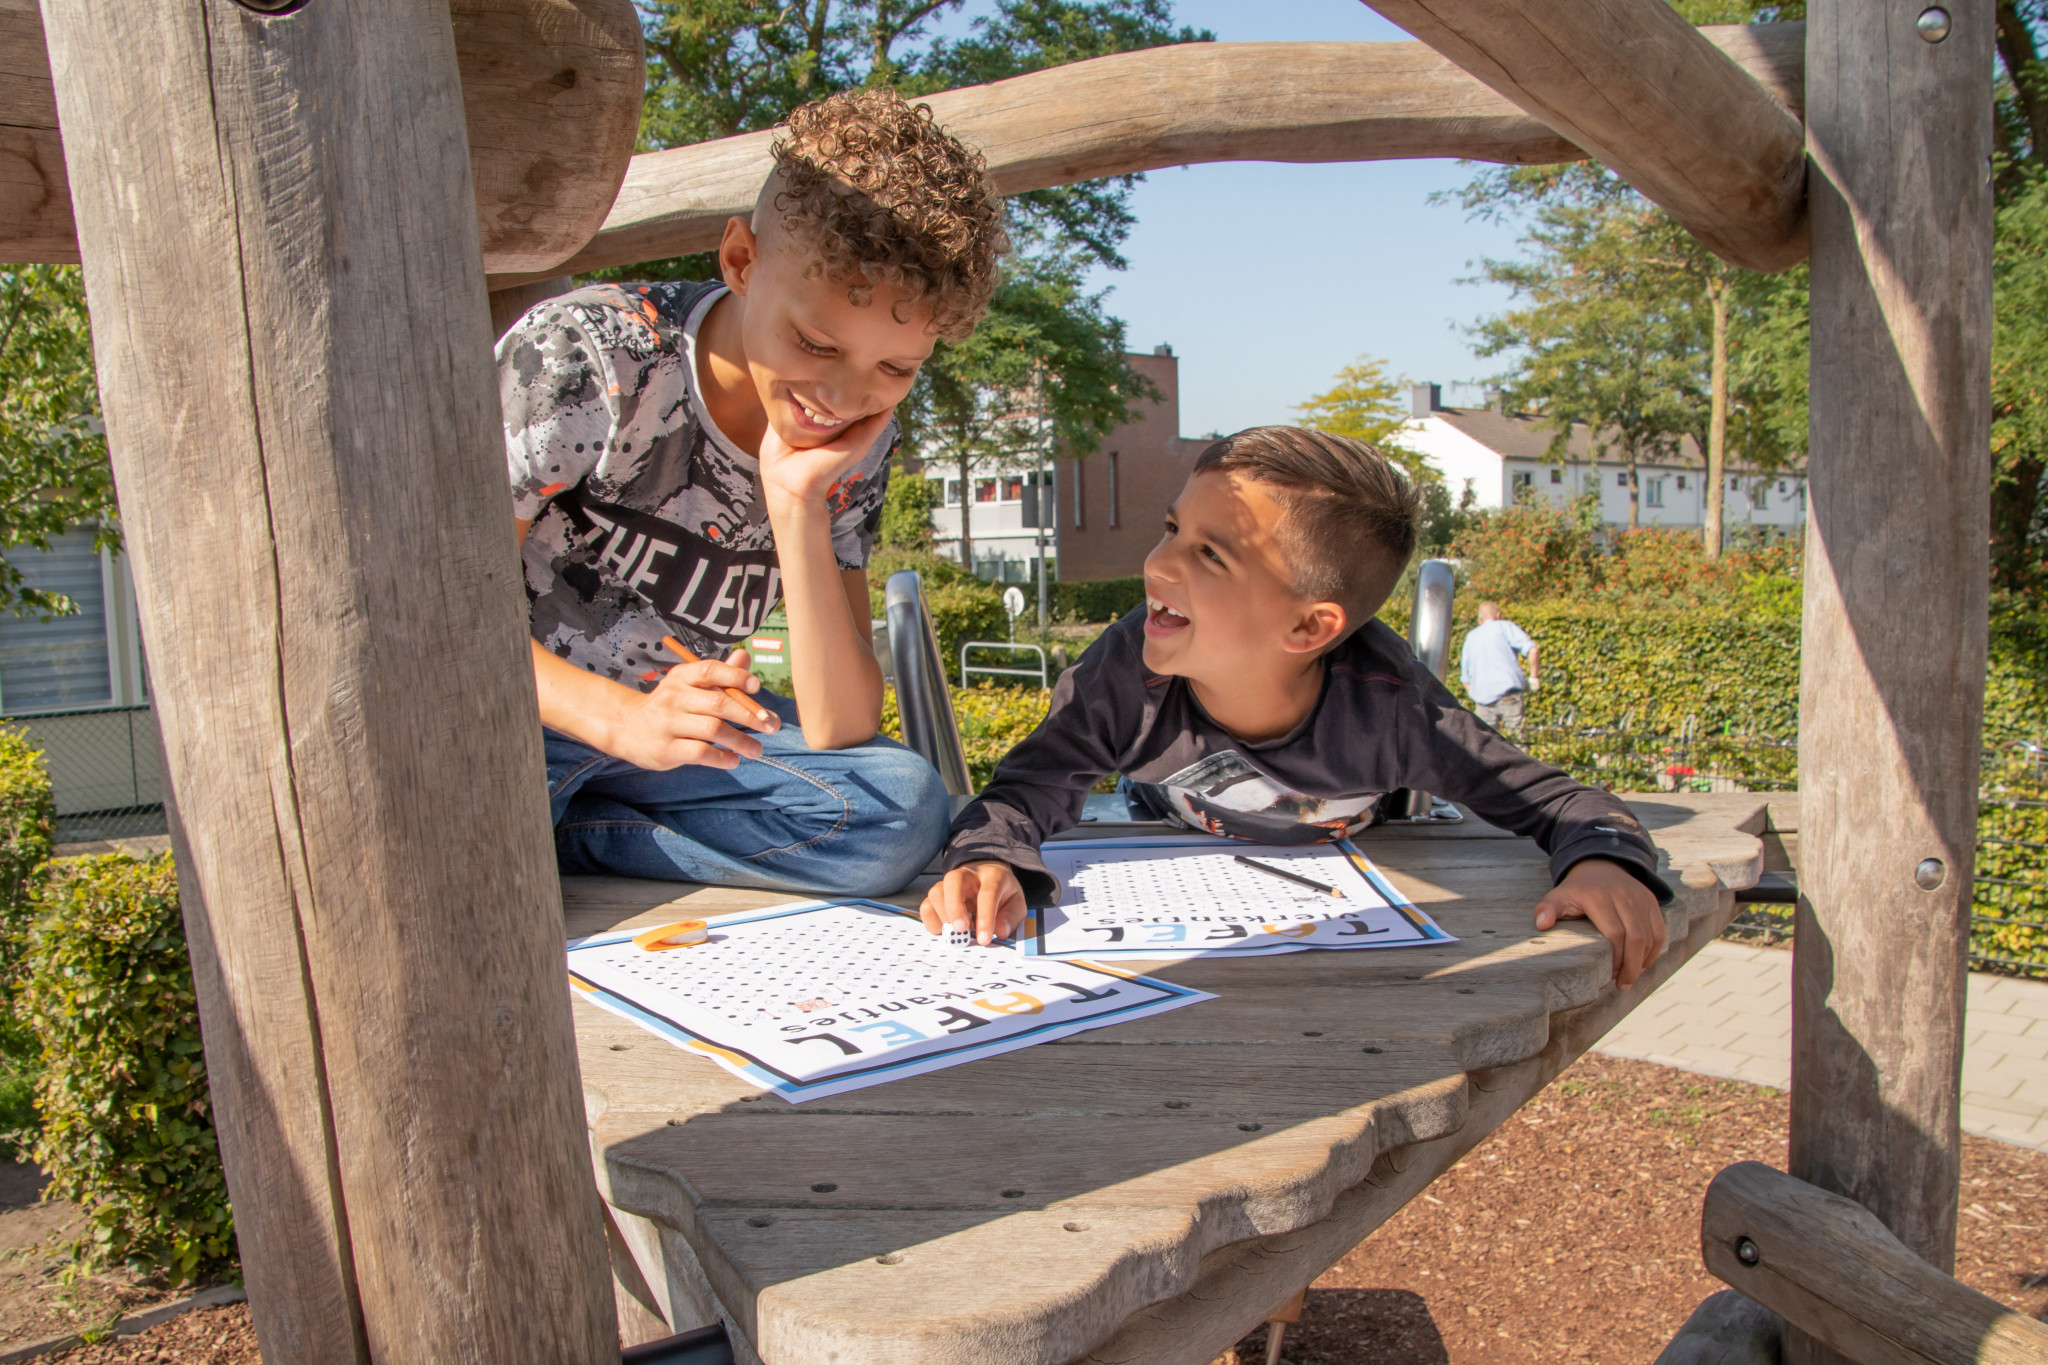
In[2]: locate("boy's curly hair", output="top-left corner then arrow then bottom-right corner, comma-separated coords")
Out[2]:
769,87 -> 1009,342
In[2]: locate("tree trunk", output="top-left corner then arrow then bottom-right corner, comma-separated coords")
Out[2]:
41,2 -> 617,1361
1705,276 -> 1729,558
1789,4 -> 1992,1363
1627,451 -> 1641,530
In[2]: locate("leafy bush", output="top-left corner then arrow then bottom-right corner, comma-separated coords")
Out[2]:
878,469 -> 941,551
1977,749 -> 2047,973
0,729 -> 50,1156
1053,576 -> 1146,623
21,854 -> 233,1284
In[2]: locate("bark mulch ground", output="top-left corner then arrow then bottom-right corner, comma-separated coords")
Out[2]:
1217,1054 -> 2048,1364
7,1055 -> 2044,1363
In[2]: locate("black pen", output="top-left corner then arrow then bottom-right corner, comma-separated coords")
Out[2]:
1233,854 -> 1345,899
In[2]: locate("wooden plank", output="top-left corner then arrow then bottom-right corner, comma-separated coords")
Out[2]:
570,796 -> 1759,1363
1359,1 -> 1808,271
0,0 -> 641,273
1790,13 -> 1992,1365
43,1 -> 614,1361
1701,1162 -> 2048,1365
488,25 -> 1802,288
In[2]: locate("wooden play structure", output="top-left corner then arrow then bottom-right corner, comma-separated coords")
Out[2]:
0,0 -> 2017,1361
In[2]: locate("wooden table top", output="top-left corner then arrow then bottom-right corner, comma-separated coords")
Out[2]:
565,793 -> 1768,1365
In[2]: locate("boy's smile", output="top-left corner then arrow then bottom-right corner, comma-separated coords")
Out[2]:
698,214 -> 938,456
1140,470 -> 1347,744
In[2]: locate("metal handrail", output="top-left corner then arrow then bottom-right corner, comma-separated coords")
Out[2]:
961,641 -> 1048,690
884,570 -> 973,798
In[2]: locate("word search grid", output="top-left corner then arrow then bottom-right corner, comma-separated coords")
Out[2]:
1028,840 -> 1453,960
567,900 -> 1211,1102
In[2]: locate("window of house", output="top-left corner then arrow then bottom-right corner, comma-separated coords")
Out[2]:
1549,468 -> 1563,484
1511,470 -> 1533,492
1730,476 -> 1740,491
975,478 -> 997,503
1616,471 -> 1628,487
944,479 -> 962,506
1753,482 -> 1768,509
1646,478 -> 1666,508
1777,481 -> 1788,493
1108,452 -> 1121,528
1677,475 -> 1688,491
1001,475 -> 1024,501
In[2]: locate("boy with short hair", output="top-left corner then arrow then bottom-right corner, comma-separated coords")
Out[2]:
922,427 -> 1672,986
502,88 -> 1008,895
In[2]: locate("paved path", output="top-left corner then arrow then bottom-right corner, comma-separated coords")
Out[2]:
1597,940 -> 2048,1152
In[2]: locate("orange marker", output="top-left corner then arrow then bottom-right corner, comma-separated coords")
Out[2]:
632,919 -> 709,951
661,635 -> 775,726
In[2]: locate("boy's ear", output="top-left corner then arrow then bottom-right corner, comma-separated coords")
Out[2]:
1283,602 -> 1348,656
719,216 -> 760,294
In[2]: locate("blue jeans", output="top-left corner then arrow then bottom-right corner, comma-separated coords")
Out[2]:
545,689 -> 951,897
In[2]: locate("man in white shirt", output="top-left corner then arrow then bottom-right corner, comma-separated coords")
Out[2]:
1459,600 -> 1539,732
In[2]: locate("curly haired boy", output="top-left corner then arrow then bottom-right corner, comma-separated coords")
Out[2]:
501,88 -> 1008,894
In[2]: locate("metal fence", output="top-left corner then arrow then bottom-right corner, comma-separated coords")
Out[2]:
3,703 -> 166,843
1517,726 -> 2048,980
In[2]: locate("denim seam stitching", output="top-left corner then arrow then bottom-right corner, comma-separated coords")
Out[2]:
737,752 -> 853,859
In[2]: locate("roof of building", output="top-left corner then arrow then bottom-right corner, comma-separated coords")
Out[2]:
1423,405 -> 1800,476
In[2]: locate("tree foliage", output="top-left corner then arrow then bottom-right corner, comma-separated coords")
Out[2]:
1294,354 -> 1429,481
0,267 -> 118,618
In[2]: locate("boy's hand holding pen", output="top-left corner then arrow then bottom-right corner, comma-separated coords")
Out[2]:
599,637 -> 780,773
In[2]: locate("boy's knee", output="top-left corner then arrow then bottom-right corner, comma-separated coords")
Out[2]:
835,748 -> 952,895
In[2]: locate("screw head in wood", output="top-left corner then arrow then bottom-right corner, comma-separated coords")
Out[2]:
1736,1237 -> 1761,1266
1915,857 -> 1947,890
235,0 -> 310,12
1916,6 -> 1952,41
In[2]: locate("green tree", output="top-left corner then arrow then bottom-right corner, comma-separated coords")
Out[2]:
0,266 -> 117,618
1294,354 -> 1429,481
907,251 -> 1156,570
1464,185 -> 1706,531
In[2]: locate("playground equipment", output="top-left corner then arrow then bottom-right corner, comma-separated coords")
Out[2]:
9,0 -> 2005,1361
1395,557 -> 1466,824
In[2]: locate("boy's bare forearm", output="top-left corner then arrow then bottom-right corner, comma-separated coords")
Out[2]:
771,502 -> 882,748
531,637 -> 635,753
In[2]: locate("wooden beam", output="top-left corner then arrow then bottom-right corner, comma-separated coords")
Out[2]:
1702,1163 -> 2048,1365
1359,0 -> 1808,272
42,1 -> 615,1361
486,24 -> 1802,289
1790,5 -> 1992,1364
1,0 -> 642,275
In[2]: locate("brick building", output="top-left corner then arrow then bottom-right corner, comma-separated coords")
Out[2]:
925,346 -> 1207,583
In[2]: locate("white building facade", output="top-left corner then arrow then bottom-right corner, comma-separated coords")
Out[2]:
1401,383 -> 1805,535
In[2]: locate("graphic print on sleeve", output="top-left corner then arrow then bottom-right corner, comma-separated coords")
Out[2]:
501,280 -> 895,690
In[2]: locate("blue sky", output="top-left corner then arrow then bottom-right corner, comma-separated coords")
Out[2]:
929,0 -> 1530,436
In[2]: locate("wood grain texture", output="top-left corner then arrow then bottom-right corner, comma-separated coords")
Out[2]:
1790,11 -> 1992,1364
1702,1163 -> 2048,1365
7,0 -> 640,273
569,795 -> 1761,1363
43,1 -> 614,1361
1359,0 -> 1809,271
488,25 -> 1803,288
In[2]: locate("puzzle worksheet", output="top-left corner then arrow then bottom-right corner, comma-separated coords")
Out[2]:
567,900 -> 1211,1103
1025,839 -> 1453,961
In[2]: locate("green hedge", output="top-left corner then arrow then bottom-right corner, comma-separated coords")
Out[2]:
1054,577 -> 1146,624
867,549 -> 1007,681
0,729 -> 49,1155
20,854 -> 233,1284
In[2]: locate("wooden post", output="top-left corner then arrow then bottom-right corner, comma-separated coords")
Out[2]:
1792,5 -> 1991,1363
40,2 -> 617,1362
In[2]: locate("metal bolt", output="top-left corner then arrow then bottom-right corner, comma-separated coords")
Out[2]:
1916,6 -> 1952,41
810,1182 -> 837,1193
1735,1237 -> 1761,1265
1915,857 -> 1947,890
236,0 -> 309,11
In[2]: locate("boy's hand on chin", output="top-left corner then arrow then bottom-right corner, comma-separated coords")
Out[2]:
919,862 -> 1029,947
1533,858 -> 1666,989
758,409 -> 894,513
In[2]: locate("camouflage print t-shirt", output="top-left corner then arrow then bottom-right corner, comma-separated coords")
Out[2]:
500,280 -> 894,691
